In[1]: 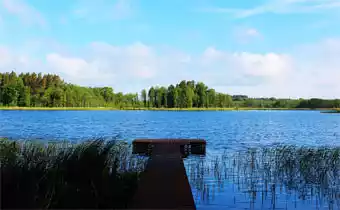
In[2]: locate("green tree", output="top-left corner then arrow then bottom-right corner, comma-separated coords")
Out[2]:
8,71 -> 18,85
50,88 -> 64,107
334,99 -> 340,108
195,82 -> 207,108
154,87 -> 161,108
1,71 -> 340,109
167,85 -> 175,108
185,86 -> 194,108
141,89 -> 147,107
18,86 -> 31,107
156,87 -> 167,108
215,93 -> 233,108
115,92 -> 124,107
2,85 -> 19,106
206,88 -> 216,108
100,87 -> 114,104
178,81 -> 187,108
148,87 -> 155,108
2,73 -> 10,86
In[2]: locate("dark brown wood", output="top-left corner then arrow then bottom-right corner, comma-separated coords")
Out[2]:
129,139 -> 206,209
133,139 -> 206,144
132,138 -> 206,157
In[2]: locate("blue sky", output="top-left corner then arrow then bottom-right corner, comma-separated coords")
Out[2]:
1,0 -> 340,98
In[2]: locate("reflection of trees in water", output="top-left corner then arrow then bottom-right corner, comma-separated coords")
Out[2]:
186,146 -> 340,209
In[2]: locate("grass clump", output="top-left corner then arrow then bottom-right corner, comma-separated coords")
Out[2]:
0,138 -> 146,209
186,146 -> 340,208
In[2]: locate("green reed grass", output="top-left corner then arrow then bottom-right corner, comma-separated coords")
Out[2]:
0,138 -> 147,209
186,146 -> 340,209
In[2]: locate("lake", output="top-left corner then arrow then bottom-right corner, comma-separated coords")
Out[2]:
1,110 -> 340,209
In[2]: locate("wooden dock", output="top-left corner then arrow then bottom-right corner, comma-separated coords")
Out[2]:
129,139 -> 206,209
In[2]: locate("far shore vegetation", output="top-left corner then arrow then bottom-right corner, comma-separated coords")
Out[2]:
0,106 -> 339,111
0,71 -> 340,110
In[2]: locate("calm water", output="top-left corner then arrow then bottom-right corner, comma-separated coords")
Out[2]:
1,110 -> 340,209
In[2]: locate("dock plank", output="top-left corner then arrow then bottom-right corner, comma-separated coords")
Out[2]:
129,142 -> 196,209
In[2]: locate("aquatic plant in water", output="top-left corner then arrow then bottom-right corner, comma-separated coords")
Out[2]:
186,146 -> 340,209
0,138 -> 147,209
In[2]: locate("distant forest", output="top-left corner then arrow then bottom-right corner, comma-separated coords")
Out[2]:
0,71 -> 339,109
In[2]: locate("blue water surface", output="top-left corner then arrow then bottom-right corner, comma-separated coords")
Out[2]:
1,110 -> 340,209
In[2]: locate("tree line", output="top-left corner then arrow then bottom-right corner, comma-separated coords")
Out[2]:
0,71 -> 339,109
0,72 -> 138,108
141,81 -> 233,108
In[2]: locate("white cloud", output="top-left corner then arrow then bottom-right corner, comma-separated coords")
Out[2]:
111,0 -> 133,19
46,53 -> 116,86
89,42 -> 158,79
245,29 -> 260,37
234,27 -> 262,43
203,0 -> 340,18
1,0 -> 46,26
0,38 -> 339,98
0,47 -> 12,68
233,52 -> 292,77
0,46 -> 43,75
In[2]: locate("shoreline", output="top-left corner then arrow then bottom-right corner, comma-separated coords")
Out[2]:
0,107 -> 339,111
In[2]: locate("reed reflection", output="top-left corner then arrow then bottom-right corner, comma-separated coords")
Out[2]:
185,146 -> 340,209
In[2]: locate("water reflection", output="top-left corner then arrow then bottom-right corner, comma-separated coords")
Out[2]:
185,146 -> 340,210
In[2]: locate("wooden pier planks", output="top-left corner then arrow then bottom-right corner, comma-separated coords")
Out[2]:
132,138 -> 206,157
129,139 -> 206,209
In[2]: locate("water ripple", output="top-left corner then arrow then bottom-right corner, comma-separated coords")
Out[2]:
1,110 -> 340,209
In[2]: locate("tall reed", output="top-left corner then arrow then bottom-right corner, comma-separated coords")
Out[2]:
0,138 -> 147,209
186,146 -> 340,209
